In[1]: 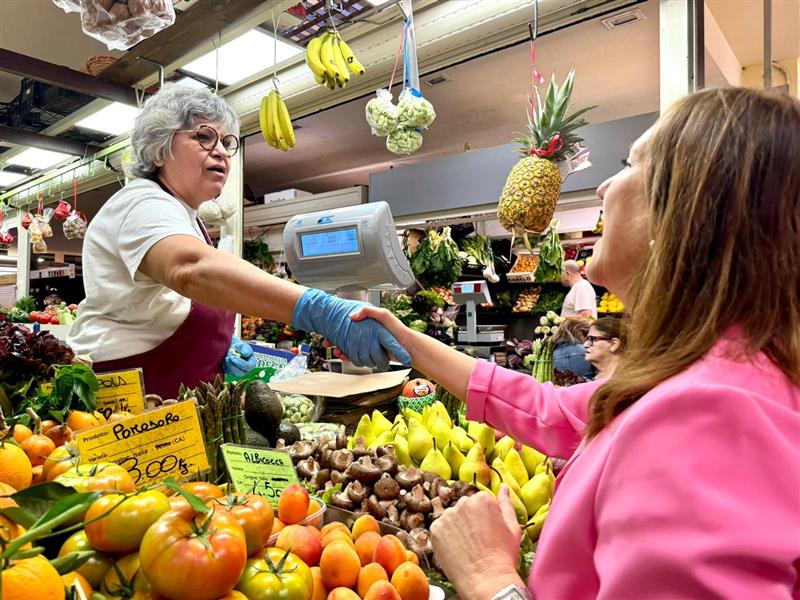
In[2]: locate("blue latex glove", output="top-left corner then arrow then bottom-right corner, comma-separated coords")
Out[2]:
223,337 -> 257,377
292,288 -> 411,371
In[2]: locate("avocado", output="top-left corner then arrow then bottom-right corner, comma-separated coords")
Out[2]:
276,421 -> 302,446
245,424 -> 273,448
244,380 -> 284,442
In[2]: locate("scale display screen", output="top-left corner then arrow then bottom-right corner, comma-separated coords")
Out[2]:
300,227 -> 359,257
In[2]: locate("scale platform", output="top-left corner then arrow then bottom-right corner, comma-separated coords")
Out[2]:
457,324 -> 505,344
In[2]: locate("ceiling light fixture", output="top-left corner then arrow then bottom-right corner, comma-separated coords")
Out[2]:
7,148 -> 74,170
183,29 -> 303,86
0,171 -> 27,187
366,0 -> 396,6
76,103 -> 140,136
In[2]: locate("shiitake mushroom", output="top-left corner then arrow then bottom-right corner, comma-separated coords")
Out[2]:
374,473 -> 401,500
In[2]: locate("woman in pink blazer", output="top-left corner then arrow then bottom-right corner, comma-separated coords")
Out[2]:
355,87 -> 800,598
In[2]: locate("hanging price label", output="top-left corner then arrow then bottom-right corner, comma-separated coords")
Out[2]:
221,444 -> 299,508
75,400 -> 209,486
94,369 -> 146,419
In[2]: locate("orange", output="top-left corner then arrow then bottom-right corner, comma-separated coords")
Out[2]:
0,441 -> 33,490
62,571 -> 93,597
320,541 -> 361,590
390,562 -> 429,600
351,514 -> 381,541
1,555 -> 66,600
0,481 -> 17,509
357,562 -> 389,597
31,465 -> 45,485
66,410 -> 106,433
12,424 -> 32,444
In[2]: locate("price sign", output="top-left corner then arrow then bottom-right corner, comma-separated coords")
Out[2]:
221,444 -> 299,508
75,400 -> 209,486
95,369 -> 146,419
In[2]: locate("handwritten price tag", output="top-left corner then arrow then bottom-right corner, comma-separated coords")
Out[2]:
75,400 -> 209,486
95,369 -> 146,419
221,444 -> 299,508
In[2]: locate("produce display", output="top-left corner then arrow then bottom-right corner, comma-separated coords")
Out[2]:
305,30 -> 366,90
385,127 -> 423,156
1,298 -> 78,325
528,338 -> 555,383
599,291 -> 624,314
407,227 -> 462,289
384,291 -> 457,344
532,287 -> 567,315
512,287 -> 541,313
459,235 -> 499,283
259,90 -> 296,152
498,70 -> 594,240
534,219 -> 565,282
510,253 -> 540,274
278,393 -> 316,424
534,312 -> 563,337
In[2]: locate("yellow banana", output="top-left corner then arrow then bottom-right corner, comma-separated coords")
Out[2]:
323,73 -> 335,90
320,32 -> 339,81
268,91 -> 288,151
337,34 -> 365,76
305,35 -> 327,84
331,34 -> 350,84
275,94 -> 295,148
259,95 -> 275,146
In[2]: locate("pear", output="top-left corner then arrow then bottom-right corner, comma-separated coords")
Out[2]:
535,458 -> 554,476
467,421 -> 496,457
368,429 -> 394,451
371,409 -> 393,435
520,445 -> 547,478
490,466 -> 502,495
430,401 -> 452,428
505,484 -> 528,525
401,407 -> 423,423
443,441 -> 465,476
491,458 -> 521,496
459,443 -> 491,487
491,436 -> 516,463
452,426 -> 474,453
504,450 -> 530,488
391,418 -> 408,438
520,471 -> 552,516
420,442 -> 451,480
429,417 -> 453,450
524,502 -> 550,542
349,414 -> 374,448
472,473 -> 494,495
408,418 -> 434,465
392,434 -> 413,467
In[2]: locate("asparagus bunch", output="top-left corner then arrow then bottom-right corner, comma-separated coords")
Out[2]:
529,338 -> 554,383
178,374 -> 247,483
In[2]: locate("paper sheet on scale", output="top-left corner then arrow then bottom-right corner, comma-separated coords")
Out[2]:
267,369 -> 411,398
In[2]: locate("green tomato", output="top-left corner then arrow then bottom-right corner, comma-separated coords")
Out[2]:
236,548 -> 312,600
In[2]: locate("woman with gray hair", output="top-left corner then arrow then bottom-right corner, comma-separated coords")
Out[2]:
67,84 -> 409,398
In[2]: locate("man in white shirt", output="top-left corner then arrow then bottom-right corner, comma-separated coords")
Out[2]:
560,260 -> 598,319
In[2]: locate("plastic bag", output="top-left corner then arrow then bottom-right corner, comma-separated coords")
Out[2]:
63,211 -> 88,240
197,199 -> 224,226
79,0 -> 175,51
52,0 -> 81,13
54,200 -> 72,221
35,211 -> 53,238
386,127 -> 423,155
271,355 -> 309,383
396,88 -> 436,129
29,221 -> 48,254
365,89 -> 399,137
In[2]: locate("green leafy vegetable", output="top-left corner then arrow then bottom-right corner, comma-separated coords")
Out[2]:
409,227 -> 463,288
534,219 -> 564,282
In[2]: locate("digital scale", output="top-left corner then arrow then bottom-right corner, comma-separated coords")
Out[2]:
451,280 -> 506,346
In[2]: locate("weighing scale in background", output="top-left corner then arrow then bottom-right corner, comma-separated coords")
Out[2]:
451,280 -> 506,357
284,202 -> 415,372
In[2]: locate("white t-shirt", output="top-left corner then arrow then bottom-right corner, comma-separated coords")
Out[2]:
67,179 -> 206,361
560,278 -> 598,318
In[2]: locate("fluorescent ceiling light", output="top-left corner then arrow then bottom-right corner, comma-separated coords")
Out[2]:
183,29 -> 303,85
366,0 -> 395,6
176,76 -> 210,89
7,148 -> 74,170
0,171 -> 27,187
76,102 -> 140,136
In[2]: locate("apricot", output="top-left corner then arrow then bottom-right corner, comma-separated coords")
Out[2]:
310,566 -> 327,600
357,562 -> 388,598
351,514 -> 380,541
372,535 -> 407,577
327,588 -> 360,600
322,529 -> 355,548
363,580 -> 402,600
404,551 -> 419,566
271,518 -> 286,536
320,521 -> 351,538
391,562 -> 429,600
278,484 -> 310,525
355,531 -> 381,566
320,541 -> 361,590
276,525 -> 323,567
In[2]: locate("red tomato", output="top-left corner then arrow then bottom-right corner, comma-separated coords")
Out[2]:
84,490 -> 171,553
139,505 -> 248,600
209,493 -> 275,556
50,316 -> 60,324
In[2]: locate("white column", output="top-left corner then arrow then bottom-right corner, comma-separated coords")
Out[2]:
219,146 -> 244,335
660,0 -> 691,113
15,219 -> 30,301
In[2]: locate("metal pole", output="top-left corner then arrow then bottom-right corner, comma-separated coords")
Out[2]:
691,0 -> 705,90
763,0 -> 772,88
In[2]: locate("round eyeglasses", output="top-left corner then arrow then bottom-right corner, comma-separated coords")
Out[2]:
177,125 -> 240,157
585,335 -> 610,347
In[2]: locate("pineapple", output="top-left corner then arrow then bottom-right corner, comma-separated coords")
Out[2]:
498,69 -> 595,235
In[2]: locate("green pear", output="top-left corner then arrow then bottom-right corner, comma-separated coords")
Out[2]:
391,418 -> 408,438
504,450 -> 530,488
443,441 -> 465,475
520,471 -> 552,516
401,407 -> 423,422
349,414 -> 374,448
535,458 -> 554,476
392,434 -> 413,467
491,436 -> 516,463
489,467 -> 502,495
430,417 -> 453,450
524,502 -> 550,542
420,442 -> 452,480
408,418 -> 434,465
491,458 -> 521,496
505,484 -> 528,525
429,401 -> 452,428
368,429 -> 394,450
520,445 -> 547,478
459,443 -> 491,486
371,409 -> 393,435
467,421 -> 496,457
452,426 -> 474,452
421,404 -> 433,429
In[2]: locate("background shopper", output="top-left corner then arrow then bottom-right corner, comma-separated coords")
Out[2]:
551,318 -> 595,380
584,317 -> 625,379
559,260 -> 598,319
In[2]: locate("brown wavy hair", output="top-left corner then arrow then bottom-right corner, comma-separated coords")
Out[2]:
587,87 -> 800,438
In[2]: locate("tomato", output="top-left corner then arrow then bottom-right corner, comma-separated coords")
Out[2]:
101,552 -> 152,597
56,462 -> 136,494
139,504 -> 248,600
50,316 -> 60,324
58,530 -> 115,589
43,444 -> 78,481
210,493 -> 275,556
236,547 -> 313,600
85,490 -> 171,553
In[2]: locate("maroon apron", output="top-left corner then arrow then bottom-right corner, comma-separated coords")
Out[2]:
94,202 -> 235,398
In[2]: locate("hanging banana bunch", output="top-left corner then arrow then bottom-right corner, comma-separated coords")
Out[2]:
259,89 -> 296,152
305,30 -> 365,89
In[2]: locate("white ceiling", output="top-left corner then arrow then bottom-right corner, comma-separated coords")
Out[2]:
243,0 -> 661,196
